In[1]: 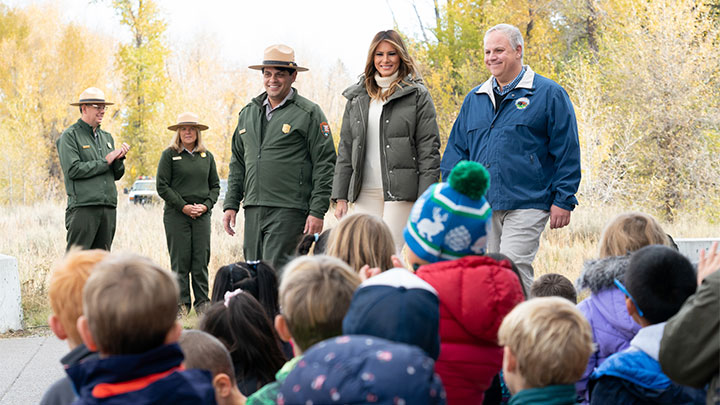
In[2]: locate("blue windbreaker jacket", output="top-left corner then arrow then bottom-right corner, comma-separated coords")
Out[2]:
440,67 -> 581,211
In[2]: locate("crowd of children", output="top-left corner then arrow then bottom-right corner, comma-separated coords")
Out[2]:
41,161 -> 719,405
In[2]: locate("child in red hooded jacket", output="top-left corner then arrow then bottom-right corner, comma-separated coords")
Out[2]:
403,161 -> 525,404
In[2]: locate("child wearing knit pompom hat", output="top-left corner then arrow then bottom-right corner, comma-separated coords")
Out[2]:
403,160 -> 525,405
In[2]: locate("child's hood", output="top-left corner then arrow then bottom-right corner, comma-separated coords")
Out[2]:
416,255 -> 524,342
576,255 -> 630,294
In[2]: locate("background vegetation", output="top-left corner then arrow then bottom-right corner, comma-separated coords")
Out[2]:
1,0 -> 718,328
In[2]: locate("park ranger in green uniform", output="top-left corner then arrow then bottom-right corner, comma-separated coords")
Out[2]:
57,87 -> 129,251
222,44 -> 336,272
157,112 -> 220,314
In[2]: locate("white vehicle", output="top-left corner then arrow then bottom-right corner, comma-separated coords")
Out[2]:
219,179 -> 228,201
127,177 -> 158,204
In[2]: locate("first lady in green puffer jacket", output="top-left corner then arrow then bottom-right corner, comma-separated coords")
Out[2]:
331,29 -> 441,255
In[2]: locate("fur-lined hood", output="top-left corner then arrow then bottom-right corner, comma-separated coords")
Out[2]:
576,255 -> 631,294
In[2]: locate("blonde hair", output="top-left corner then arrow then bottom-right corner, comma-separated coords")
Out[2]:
599,212 -> 668,258
326,213 -> 395,273
83,254 -> 179,355
498,297 -> 593,388
279,255 -> 360,351
169,126 -> 207,153
48,249 -> 108,344
364,30 -> 420,101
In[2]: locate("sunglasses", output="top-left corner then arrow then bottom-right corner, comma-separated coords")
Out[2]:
88,104 -> 107,111
614,278 -> 644,317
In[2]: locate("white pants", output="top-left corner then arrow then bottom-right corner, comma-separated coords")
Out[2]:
353,188 -> 414,256
487,209 -> 550,292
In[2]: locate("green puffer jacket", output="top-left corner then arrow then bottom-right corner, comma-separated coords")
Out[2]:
331,75 -> 441,202
57,119 -> 124,209
224,89 -> 337,219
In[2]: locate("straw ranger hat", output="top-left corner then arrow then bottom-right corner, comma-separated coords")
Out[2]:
248,44 -> 308,72
168,112 -> 209,131
70,87 -> 114,106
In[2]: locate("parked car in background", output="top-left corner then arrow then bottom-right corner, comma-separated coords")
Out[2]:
126,176 -> 159,204
219,179 -> 228,201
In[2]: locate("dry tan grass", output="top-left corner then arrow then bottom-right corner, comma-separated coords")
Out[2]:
0,199 -> 715,329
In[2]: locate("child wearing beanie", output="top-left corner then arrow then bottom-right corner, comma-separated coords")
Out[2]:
404,161 -> 525,405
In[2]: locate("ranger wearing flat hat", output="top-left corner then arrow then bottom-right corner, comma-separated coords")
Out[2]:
223,45 -> 336,272
156,112 -> 220,313
57,87 -> 130,251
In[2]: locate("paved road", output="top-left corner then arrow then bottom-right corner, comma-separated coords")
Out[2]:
0,336 -> 67,405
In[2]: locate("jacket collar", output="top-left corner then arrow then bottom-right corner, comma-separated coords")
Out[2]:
252,87 -> 298,107
630,322 -> 666,361
343,75 -> 420,102
476,65 -> 535,109
508,384 -> 576,405
67,343 -> 185,396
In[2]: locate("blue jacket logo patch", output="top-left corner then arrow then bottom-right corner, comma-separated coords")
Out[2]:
515,97 -> 530,110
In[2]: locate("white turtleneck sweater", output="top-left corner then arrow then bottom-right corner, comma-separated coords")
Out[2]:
362,71 -> 398,190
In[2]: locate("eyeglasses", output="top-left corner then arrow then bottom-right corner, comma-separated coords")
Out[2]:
89,104 -> 107,111
614,278 -> 644,317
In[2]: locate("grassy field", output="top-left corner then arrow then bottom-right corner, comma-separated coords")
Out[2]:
1,199 -> 716,331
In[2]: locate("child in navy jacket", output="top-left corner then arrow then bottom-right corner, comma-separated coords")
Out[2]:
68,254 -> 216,404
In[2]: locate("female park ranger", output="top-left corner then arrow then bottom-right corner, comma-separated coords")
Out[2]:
157,112 -> 220,314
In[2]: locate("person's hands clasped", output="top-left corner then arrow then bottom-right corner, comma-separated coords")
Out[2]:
697,241 -> 720,285
182,204 -> 207,219
105,143 -> 131,164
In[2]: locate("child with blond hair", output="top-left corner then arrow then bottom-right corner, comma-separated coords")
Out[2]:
69,254 -> 216,404
326,213 -> 396,274
245,255 -> 361,405
41,249 -> 107,405
498,297 -> 594,405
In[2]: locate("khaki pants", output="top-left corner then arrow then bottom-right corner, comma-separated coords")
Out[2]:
354,188 -> 414,256
487,209 -> 550,291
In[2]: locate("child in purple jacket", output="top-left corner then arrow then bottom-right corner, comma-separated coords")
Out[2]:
574,212 -> 669,402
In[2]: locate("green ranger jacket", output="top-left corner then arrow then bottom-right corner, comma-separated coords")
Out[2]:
223,89 -> 337,219
57,119 -> 124,209
156,147 -> 220,212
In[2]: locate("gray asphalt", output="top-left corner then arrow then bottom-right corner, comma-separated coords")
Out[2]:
0,336 -> 67,405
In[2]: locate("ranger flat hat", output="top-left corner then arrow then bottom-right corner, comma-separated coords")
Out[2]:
167,112 -> 209,131
248,44 -> 308,72
70,87 -> 114,106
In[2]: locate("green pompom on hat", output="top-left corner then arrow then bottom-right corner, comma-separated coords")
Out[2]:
448,160 -> 490,200
403,160 -> 492,263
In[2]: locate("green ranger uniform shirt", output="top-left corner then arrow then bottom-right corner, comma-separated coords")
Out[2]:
156,148 -> 221,212
57,119 -> 124,209
224,89 -> 337,219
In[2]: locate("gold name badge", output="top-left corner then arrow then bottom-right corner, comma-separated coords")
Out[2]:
282,124 -> 291,134
200,152 -> 207,158
82,145 -> 91,149
239,128 -> 246,134
172,156 -> 182,160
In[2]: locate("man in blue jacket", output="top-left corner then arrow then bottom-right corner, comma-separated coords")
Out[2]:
441,23 -> 581,290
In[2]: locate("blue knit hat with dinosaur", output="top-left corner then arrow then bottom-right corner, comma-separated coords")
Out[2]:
403,161 -> 492,263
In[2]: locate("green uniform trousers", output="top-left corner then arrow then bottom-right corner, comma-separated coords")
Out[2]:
163,208 -> 211,311
65,206 -> 116,251
243,206 -> 307,273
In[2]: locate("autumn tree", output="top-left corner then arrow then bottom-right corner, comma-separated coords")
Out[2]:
113,0 -> 169,179
0,4 -> 114,204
